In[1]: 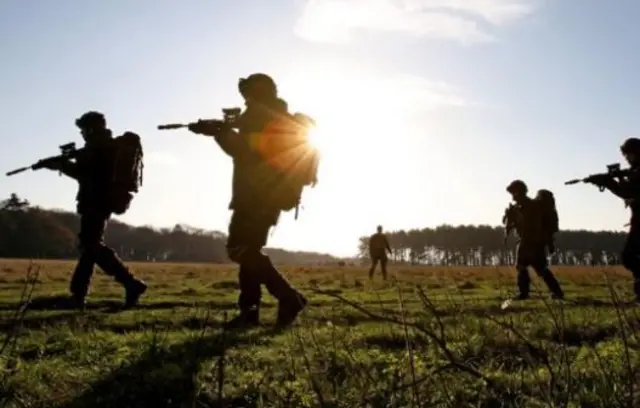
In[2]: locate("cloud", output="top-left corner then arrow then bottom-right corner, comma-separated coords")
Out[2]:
281,69 -> 469,118
294,0 -> 536,44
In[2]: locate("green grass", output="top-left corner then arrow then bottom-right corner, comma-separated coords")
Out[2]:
1,259 -> 640,407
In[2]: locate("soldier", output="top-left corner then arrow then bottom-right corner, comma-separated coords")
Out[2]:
505,180 -> 564,301
188,73 -> 307,329
587,138 -> 640,302
40,111 -> 147,309
368,225 -> 392,280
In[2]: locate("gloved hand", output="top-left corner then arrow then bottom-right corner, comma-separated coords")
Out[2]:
188,120 -> 227,137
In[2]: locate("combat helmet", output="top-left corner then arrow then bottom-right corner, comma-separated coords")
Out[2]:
75,111 -> 106,130
621,138 -> 640,155
506,179 -> 528,195
238,73 -> 278,100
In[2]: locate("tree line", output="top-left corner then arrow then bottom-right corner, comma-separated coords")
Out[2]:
0,194 -> 337,264
1,193 -> 629,266
358,225 -> 628,266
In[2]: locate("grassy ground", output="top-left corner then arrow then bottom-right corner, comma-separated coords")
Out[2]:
1,259 -> 639,407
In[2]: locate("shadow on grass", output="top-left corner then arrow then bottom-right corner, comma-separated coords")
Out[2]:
0,311 -> 105,332
0,295 -> 240,312
0,294 -> 371,313
54,327 -> 281,408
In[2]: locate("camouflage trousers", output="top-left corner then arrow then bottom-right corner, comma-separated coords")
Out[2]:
621,228 -> 640,298
69,212 -> 138,298
515,241 -> 563,297
226,210 -> 301,313
369,254 -> 388,280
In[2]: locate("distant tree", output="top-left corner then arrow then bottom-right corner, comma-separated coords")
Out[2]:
357,225 -> 626,267
0,193 -> 30,211
0,194 -> 339,264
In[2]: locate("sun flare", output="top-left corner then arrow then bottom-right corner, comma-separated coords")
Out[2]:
275,58 -> 431,233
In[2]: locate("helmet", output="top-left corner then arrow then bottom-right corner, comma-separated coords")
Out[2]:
238,73 -> 277,100
621,138 -> 640,154
506,179 -> 528,194
75,111 -> 106,130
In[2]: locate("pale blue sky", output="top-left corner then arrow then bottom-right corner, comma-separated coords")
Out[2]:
1,0 -> 638,257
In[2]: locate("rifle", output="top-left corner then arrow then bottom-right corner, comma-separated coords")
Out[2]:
6,142 -> 79,177
564,163 -> 631,191
502,202 -> 517,241
157,108 -> 242,131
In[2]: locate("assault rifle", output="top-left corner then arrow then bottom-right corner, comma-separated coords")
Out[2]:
157,108 -> 242,131
564,163 -> 631,192
502,202 -> 517,243
6,142 -> 78,177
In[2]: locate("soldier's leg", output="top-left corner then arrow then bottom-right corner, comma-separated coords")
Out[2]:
86,214 -> 146,308
226,212 -> 263,324
515,242 -> 532,299
380,257 -> 388,280
368,257 -> 379,279
250,216 -> 306,327
225,211 -> 305,328
68,215 -> 99,308
621,230 -> 640,300
531,246 -> 564,298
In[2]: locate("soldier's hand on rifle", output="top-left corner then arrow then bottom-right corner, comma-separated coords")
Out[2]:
37,159 -> 64,171
586,173 -> 613,188
188,121 -> 226,137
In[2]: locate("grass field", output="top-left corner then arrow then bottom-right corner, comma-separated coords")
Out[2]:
1,259 -> 640,407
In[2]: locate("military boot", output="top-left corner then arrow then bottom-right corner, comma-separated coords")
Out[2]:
69,292 -> 87,311
123,279 -> 147,309
275,293 -> 307,329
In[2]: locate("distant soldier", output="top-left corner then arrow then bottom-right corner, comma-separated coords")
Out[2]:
368,225 -> 392,280
40,111 -> 147,309
188,73 -> 315,329
504,180 -> 564,300
585,138 -> 640,302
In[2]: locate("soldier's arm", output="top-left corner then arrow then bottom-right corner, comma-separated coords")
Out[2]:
58,160 -> 79,180
605,179 -> 640,200
384,236 -> 392,253
213,129 -> 251,158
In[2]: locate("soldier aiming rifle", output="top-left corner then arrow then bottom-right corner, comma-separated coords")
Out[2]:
12,111 -> 147,310
569,138 -> 640,303
6,142 -> 79,177
565,163 -> 632,191
165,73 -> 319,330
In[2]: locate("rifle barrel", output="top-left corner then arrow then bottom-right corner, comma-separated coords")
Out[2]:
157,124 -> 187,130
564,179 -> 581,185
6,167 -> 30,176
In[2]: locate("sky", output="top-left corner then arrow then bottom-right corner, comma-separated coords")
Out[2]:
0,0 -> 639,257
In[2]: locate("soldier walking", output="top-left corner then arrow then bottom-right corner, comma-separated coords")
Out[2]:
368,225 -> 392,280
504,180 -> 564,301
188,73 -> 309,329
585,138 -> 640,302
40,111 -> 147,309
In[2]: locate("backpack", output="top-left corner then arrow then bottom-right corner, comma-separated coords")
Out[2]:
109,132 -> 144,215
535,189 -> 559,239
261,112 -> 320,218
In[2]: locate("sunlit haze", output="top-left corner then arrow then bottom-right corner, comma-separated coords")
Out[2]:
1,0 -> 638,257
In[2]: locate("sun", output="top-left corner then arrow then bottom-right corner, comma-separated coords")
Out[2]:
276,58 -> 428,225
